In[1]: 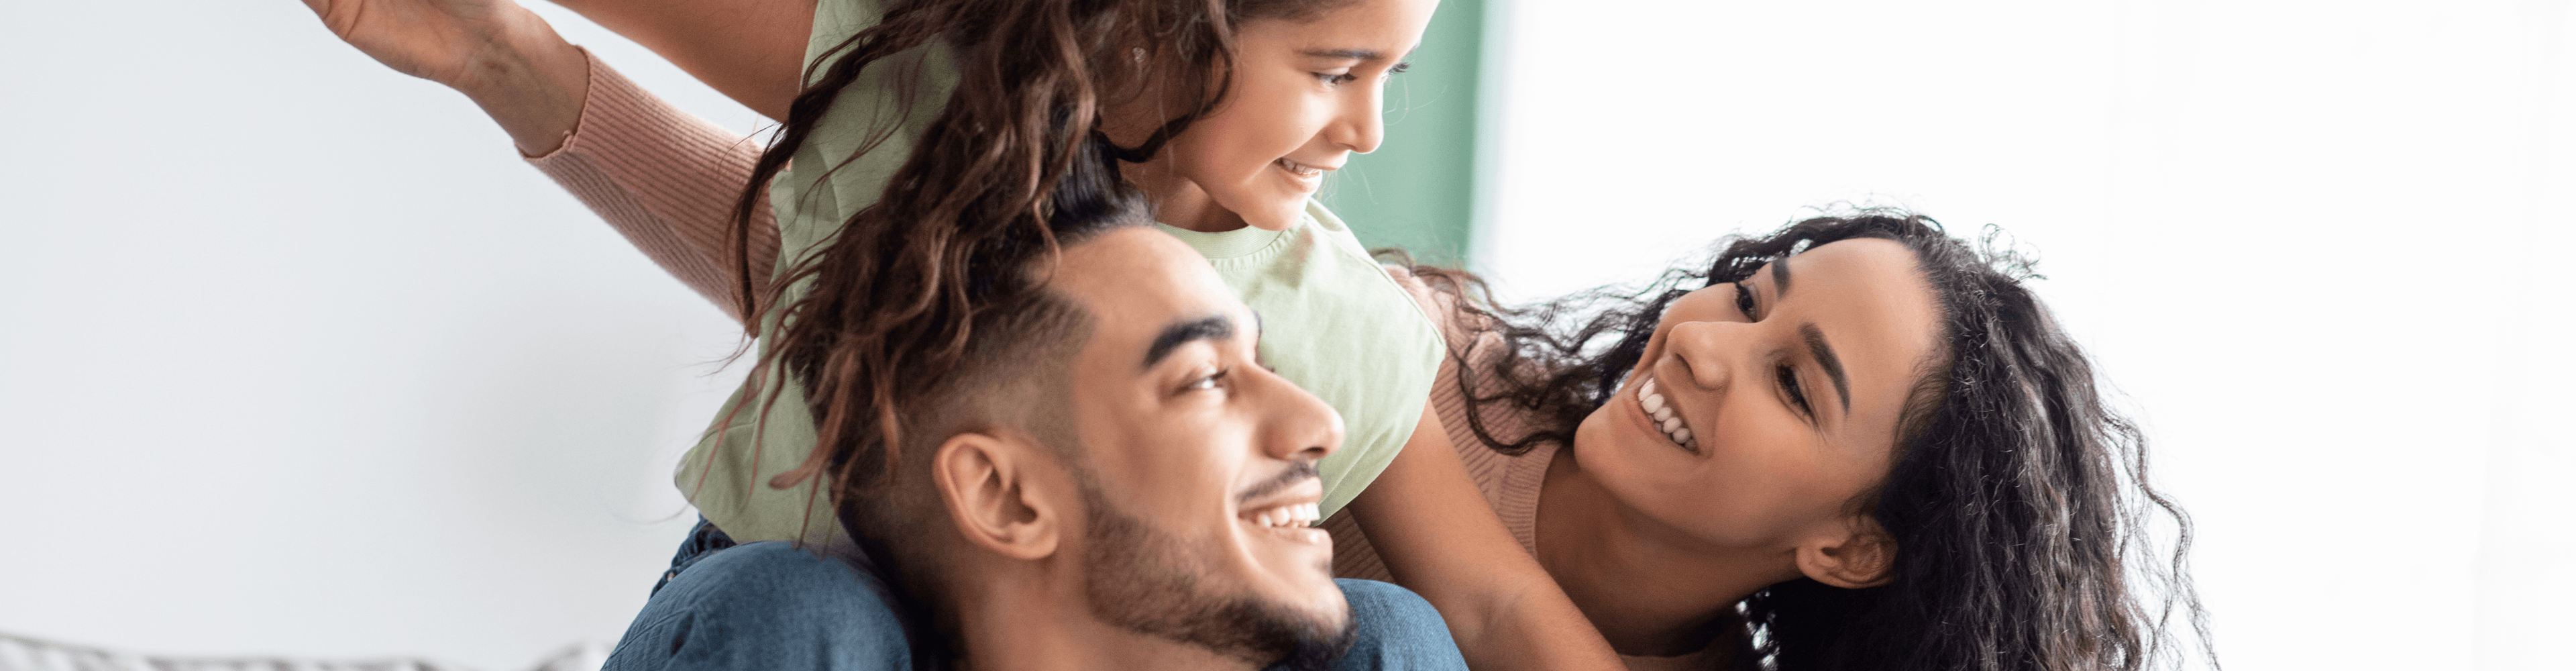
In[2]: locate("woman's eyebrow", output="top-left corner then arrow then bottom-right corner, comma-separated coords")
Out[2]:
1770,258 -> 1792,297
1801,323 -> 1851,415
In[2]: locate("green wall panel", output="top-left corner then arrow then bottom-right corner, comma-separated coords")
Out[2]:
1320,0 -> 1482,266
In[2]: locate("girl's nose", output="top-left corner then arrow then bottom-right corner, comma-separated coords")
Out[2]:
1327,79 -> 1386,155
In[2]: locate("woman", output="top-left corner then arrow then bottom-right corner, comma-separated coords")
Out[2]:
1334,213 -> 2213,670
303,1 -> 2210,668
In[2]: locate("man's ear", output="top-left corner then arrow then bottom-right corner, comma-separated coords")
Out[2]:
930,431 -> 1065,562
1793,515 -> 1898,589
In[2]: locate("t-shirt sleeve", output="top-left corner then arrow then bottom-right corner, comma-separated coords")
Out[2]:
525,48 -> 783,323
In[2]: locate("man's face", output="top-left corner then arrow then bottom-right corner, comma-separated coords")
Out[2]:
1047,227 -> 1352,666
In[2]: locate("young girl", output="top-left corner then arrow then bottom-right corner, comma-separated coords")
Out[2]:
303,0 -> 1620,668
307,1 -> 2210,669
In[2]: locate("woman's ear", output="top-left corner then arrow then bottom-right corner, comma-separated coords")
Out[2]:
930,431 -> 1065,562
1793,515 -> 1898,589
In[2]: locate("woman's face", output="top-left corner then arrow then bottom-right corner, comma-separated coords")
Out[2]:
1570,238 -> 1945,554
1150,0 -> 1440,231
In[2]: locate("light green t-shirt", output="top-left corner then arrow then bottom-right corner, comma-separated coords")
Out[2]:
674,0 -> 1442,544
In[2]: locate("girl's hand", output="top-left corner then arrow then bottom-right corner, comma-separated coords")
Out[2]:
301,0 -> 590,155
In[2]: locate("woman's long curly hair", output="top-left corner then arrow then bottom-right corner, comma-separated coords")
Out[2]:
711,0 -> 1351,507
1419,211 -> 2215,671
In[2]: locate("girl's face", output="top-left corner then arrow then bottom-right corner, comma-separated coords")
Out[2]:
1570,239 -> 1945,557
1150,0 -> 1440,231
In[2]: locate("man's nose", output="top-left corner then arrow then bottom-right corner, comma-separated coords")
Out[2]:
1252,366 -> 1344,464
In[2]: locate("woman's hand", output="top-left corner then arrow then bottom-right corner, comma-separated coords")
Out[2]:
301,0 -> 591,155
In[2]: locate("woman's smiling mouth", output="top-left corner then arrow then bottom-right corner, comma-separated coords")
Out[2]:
1635,372 -> 1699,452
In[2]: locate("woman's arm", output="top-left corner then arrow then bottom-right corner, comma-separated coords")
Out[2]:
304,0 -> 782,321
525,53 -> 782,321
1344,409 -> 1625,671
303,0 -> 590,155
545,0 -> 815,119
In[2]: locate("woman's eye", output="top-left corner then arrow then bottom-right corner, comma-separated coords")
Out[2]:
1314,71 -> 1358,85
1734,283 -> 1758,319
1777,366 -> 1813,417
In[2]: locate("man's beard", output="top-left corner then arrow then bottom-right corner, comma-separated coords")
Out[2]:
1080,484 -> 1354,671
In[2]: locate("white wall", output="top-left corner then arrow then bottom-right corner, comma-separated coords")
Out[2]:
1478,1 -> 2575,670
0,3 -> 759,669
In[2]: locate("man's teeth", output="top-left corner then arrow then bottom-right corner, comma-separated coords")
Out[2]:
1638,376 -> 1697,449
1254,502 -> 1322,528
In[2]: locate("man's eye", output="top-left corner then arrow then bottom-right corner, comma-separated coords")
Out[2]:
1184,368 -> 1230,392
1735,283 -> 1757,319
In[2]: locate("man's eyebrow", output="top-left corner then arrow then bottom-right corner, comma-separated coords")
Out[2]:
1799,323 -> 1851,416
1301,48 -> 1383,60
1771,258 -> 1792,298
1142,315 -> 1235,370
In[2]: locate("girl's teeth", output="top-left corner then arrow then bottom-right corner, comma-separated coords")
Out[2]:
1671,427 -> 1690,444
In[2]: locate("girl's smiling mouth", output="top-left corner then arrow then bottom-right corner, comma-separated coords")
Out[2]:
1275,156 -> 1329,190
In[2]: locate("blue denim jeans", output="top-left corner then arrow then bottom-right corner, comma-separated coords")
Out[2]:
609,523 -> 1464,671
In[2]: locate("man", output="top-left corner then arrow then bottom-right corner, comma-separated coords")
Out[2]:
604,220 -> 1464,671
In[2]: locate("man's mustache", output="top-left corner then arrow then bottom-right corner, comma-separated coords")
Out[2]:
1235,460 -> 1321,506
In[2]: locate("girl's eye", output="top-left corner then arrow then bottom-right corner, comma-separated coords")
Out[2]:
1315,71 -> 1358,85
1734,282 -> 1758,319
1777,366 -> 1813,418
1389,62 -> 1411,74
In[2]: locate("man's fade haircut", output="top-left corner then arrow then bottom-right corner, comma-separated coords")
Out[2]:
765,123 -> 1146,599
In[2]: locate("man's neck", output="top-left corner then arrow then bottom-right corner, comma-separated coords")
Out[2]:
948,568 -> 1261,671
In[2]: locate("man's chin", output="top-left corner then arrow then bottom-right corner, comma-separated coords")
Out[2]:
1258,613 -> 1358,671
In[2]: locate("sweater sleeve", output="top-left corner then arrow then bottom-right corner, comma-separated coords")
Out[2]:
525,48 -> 783,324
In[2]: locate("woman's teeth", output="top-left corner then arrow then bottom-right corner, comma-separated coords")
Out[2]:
1638,376 -> 1697,450
1252,502 -> 1321,528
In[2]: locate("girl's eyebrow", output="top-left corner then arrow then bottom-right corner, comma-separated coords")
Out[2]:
1301,48 -> 1383,60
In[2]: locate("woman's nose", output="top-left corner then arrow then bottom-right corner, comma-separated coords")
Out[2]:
1661,319 -> 1740,394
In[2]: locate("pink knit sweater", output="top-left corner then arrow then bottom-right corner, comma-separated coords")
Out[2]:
523,50 -> 782,324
